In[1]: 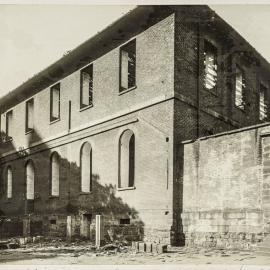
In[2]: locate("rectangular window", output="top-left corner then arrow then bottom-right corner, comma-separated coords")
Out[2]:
119,218 -> 130,225
25,98 -> 34,132
6,110 -> 13,139
260,83 -> 268,121
80,64 -> 93,108
235,66 -> 246,109
120,39 -> 136,92
50,83 -> 60,122
204,40 -> 218,91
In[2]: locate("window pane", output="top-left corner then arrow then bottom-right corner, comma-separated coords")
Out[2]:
50,84 -> 60,121
235,67 -> 245,108
81,142 -> 92,192
51,153 -> 60,196
260,84 -> 268,120
26,161 -> 34,200
7,167 -> 12,199
81,65 -> 93,108
26,99 -> 34,131
120,40 -> 136,92
204,41 -> 217,90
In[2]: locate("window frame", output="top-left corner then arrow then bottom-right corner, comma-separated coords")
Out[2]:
80,64 -> 94,110
119,39 -> 137,94
234,65 -> 246,110
259,82 -> 268,121
25,98 -> 34,133
5,110 -> 13,141
50,83 -> 61,123
50,152 -> 60,198
203,39 -> 218,93
6,165 -> 12,199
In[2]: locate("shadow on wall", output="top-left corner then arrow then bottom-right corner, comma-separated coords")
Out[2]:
0,129 -> 144,242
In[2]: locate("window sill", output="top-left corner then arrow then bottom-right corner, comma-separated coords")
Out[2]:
79,104 -> 93,112
79,191 -> 92,195
235,105 -> 245,112
25,129 -> 34,135
117,186 -> 136,191
119,86 -> 137,96
50,118 -> 60,125
203,87 -> 218,97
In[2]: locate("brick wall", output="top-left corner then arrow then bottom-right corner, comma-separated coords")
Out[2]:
181,123 -> 270,249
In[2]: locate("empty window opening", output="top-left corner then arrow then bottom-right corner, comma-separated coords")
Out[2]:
120,218 -> 130,225
119,129 -> 135,188
6,166 -> 12,199
120,39 -> 136,92
6,110 -> 13,139
26,160 -> 35,200
50,152 -> 60,197
50,83 -> 60,122
204,40 -> 218,91
260,83 -> 268,121
80,142 -> 92,193
50,219 -> 57,225
26,98 -> 34,132
235,66 -> 246,109
80,64 -> 93,108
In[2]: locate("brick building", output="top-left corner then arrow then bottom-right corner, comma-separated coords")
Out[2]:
0,5 -> 270,246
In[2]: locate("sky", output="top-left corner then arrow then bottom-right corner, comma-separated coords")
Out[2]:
1,4 -> 270,98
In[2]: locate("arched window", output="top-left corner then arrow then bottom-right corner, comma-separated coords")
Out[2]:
6,166 -> 12,199
50,152 -> 60,196
26,160 -> 34,200
119,129 -> 135,188
80,142 -> 92,192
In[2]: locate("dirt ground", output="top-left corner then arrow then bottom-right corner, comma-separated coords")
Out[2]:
0,240 -> 270,266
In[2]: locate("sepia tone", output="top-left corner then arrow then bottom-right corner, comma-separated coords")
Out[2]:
0,4 -> 270,265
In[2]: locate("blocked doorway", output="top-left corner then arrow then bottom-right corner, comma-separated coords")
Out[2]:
80,213 -> 92,239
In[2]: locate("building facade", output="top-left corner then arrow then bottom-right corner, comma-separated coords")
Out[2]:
0,5 -> 270,246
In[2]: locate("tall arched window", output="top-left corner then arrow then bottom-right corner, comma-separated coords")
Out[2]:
119,129 -> 135,188
6,166 -> 12,199
50,152 -> 60,196
26,160 -> 34,200
80,142 -> 92,192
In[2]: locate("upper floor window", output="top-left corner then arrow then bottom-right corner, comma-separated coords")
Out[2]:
25,98 -> 34,133
50,83 -> 60,122
120,39 -> 136,92
204,40 -> 218,91
50,152 -> 60,197
260,83 -> 268,121
119,129 -> 135,189
6,110 -> 13,140
235,66 -> 246,109
80,64 -> 93,109
80,142 -> 92,193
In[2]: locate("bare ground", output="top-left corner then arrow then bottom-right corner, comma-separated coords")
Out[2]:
0,240 -> 270,265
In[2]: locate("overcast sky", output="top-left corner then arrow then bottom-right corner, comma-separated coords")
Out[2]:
1,4 -> 270,98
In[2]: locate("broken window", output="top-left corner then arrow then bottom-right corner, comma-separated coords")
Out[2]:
204,40 -> 218,91
50,152 -> 60,197
80,64 -> 93,108
119,129 -> 135,188
120,39 -> 136,92
80,142 -> 92,193
235,66 -> 246,109
120,218 -> 130,225
26,98 -> 34,132
260,83 -> 268,121
6,110 -> 13,140
50,83 -> 60,122
6,166 -> 12,199
26,160 -> 34,200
